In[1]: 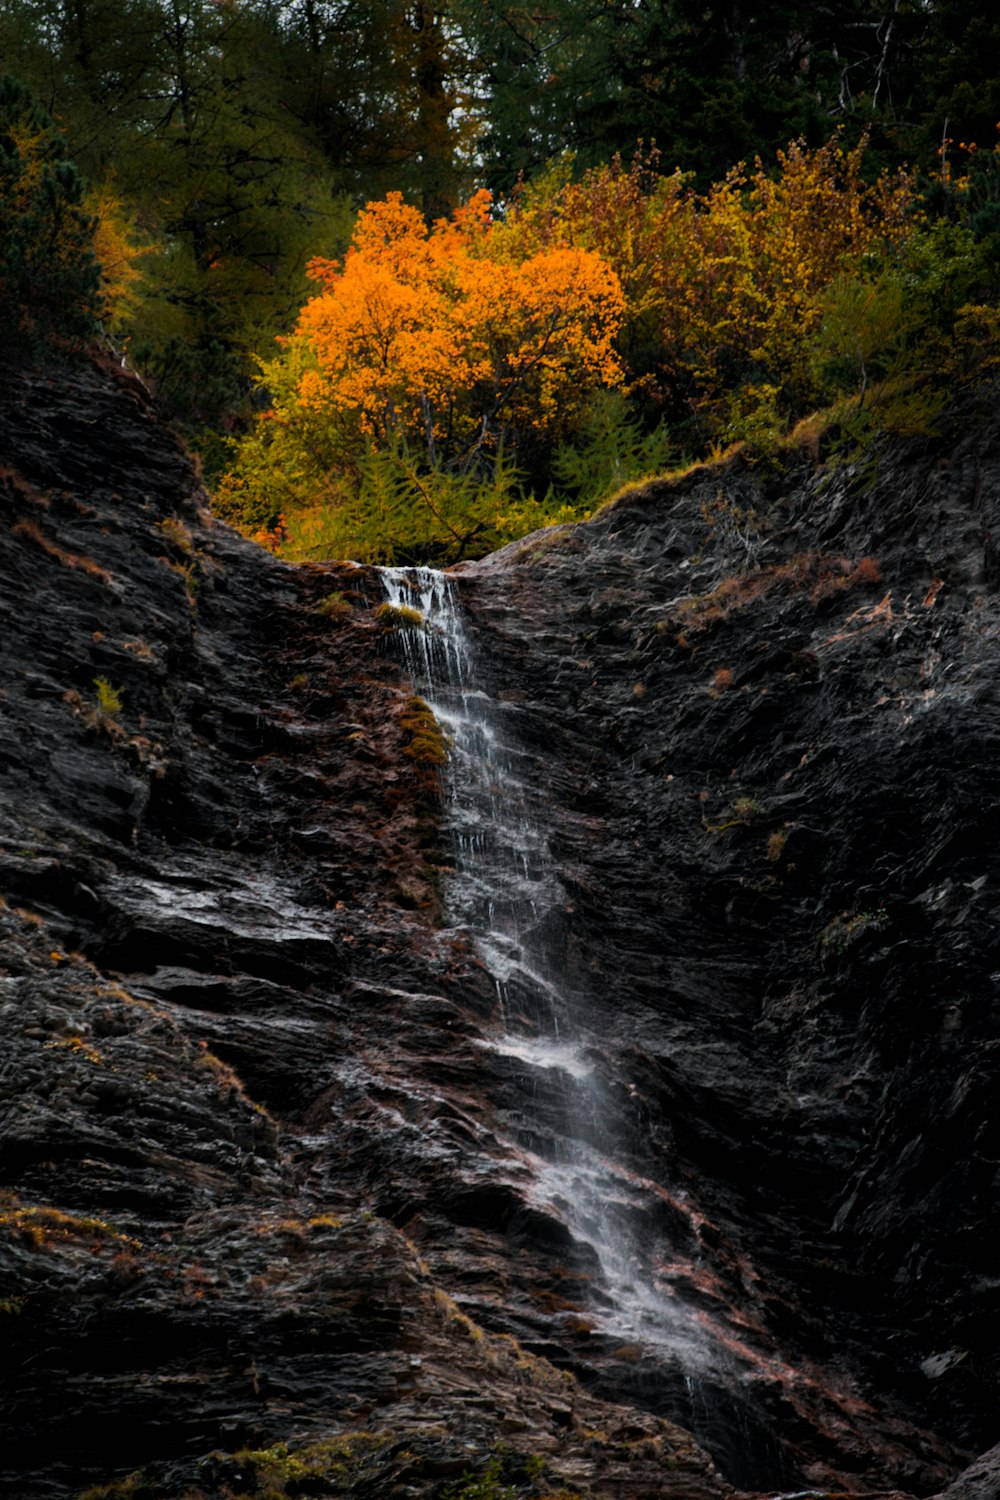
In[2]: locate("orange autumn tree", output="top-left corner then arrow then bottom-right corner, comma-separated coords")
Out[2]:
216,189 -> 625,562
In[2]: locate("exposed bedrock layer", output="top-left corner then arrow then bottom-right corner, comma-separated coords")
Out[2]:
0,356 -> 997,1499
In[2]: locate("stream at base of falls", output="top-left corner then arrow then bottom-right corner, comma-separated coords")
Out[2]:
379,566 -> 793,1488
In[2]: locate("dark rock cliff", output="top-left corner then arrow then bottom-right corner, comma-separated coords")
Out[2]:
0,355 -> 997,1500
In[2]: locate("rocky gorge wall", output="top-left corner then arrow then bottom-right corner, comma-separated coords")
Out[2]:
0,354 -> 998,1500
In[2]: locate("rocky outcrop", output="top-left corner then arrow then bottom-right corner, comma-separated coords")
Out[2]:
443,405 -> 1000,1492
933,1441 -> 1000,1500
0,357 -> 728,1500
0,354 -> 998,1498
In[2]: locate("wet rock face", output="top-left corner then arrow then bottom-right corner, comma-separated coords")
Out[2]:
0,357 -> 729,1500
0,353 -> 997,1499
449,411 -> 1000,1485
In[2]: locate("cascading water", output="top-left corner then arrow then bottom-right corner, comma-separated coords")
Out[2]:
381,566 -> 564,1034
381,567 -> 702,1322
379,566 -> 789,1486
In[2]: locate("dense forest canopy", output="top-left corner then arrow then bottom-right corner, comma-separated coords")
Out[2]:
2,0 -> 1000,561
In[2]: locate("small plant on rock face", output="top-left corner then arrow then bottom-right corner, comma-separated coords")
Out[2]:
442,1456 -> 518,1500
701,792 -> 766,834
851,556 -> 882,585
376,600 -> 425,631
157,516 -> 195,555
44,1034 -> 103,1065
77,1475 -> 152,1500
766,829 -> 788,861
316,589 -> 352,618
121,639 -> 155,661
697,490 -> 764,565
93,676 -> 123,722
820,907 -> 889,954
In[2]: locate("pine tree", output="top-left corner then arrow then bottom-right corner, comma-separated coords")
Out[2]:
0,75 -> 100,348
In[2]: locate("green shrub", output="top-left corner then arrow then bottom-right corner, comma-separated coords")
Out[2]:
551,389 -> 677,507
442,1456 -> 519,1500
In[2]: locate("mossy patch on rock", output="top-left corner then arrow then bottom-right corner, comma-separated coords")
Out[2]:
400,695 -> 452,768
376,600 -> 425,631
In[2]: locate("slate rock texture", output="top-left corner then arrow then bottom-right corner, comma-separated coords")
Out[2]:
0,354 -> 998,1498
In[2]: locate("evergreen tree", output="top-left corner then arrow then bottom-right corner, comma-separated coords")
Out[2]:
0,74 -> 100,348
274,1 -> 476,218
456,0 -> 960,189
123,0 -> 353,427
919,0 -> 1000,156
0,0 -> 353,424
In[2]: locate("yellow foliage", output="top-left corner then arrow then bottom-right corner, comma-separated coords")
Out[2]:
679,138 -> 913,406
218,141 -> 924,560
0,1191 -> 141,1252
502,137 -> 916,436
84,181 -> 154,331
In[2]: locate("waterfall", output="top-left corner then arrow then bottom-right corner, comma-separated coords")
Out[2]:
381,568 -> 709,1341
381,566 -> 567,1035
377,567 -> 788,1487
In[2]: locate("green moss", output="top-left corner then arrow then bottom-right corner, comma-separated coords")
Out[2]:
400,695 -> 452,767
731,795 -> 764,820
820,907 -> 889,954
442,1451 -> 583,1500
76,1436 -> 586,1499
375,601 -> 425,631
229,1432 -> 393,1493
701,794 -> 765,834
316,590 -> 353,618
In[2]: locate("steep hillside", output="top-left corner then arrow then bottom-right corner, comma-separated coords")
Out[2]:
0,354 -> 998,1500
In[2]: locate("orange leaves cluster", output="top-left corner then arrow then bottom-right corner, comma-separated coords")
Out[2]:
264,136 -> 915,470
292,190 -> 625,460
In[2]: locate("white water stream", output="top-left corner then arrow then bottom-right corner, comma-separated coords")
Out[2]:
380,566 -> 717,1375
